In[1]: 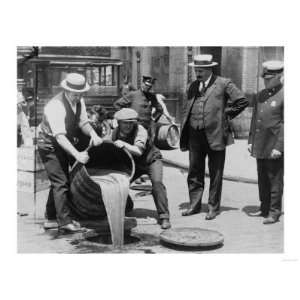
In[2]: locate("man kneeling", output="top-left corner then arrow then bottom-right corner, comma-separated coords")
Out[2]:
112,108 -> 171,229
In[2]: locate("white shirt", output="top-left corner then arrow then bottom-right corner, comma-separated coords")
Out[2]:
199,74 -> 213,91
44,93 -> 89,136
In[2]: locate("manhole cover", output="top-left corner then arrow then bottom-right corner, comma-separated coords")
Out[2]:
160,227 -> 224,248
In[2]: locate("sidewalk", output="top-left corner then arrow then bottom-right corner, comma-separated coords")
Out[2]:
161,139 -> 257,183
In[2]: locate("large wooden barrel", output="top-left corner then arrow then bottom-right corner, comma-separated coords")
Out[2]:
231,107 -> 253,139
68,141 -> 135,220
154,123 -> 180,150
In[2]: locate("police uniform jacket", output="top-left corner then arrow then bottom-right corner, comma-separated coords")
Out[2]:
180,75 -> 248,151
248,84 -> 284,158
113,89 -> 164,128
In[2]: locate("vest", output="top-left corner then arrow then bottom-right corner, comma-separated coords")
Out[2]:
189,95 -> 206,129
38,92 -> 82,149
189,83 -> 207,130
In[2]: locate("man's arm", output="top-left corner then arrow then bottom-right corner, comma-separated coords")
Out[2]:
155,94 -> 175,123
151,95 -> 164,122
79,99 -> 103,146
56,134 -> 89,164
224,80 -> 249,119
274,104 -> 284,153
81,122 -> 103,146
114,125 -> 148,157
114,140 -> 143,157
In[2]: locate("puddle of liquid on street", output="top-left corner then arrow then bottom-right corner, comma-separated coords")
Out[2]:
70,232 -> 159,253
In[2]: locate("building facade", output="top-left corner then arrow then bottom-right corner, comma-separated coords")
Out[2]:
17,46 -> 284,137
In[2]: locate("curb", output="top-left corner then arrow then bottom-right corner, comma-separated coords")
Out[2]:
162,158 -> 258,185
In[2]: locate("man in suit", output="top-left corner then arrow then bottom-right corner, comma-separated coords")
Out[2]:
180,54 -> 249,220
248,61 -> 284,224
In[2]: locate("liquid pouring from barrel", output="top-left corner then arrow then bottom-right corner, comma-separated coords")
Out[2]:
90,171 -> 129,248
70,142 -> 135,249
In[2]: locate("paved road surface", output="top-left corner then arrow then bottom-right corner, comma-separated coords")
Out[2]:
17,165 -> 283,253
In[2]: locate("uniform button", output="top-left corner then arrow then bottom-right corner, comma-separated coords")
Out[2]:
257,120 -> 261,122
256,129 -> 260,132
260,110 -> 263,113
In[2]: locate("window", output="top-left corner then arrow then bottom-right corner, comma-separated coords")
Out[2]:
99,65 -> 117,86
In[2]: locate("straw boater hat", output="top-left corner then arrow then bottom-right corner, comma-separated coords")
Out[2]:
261,60 -> 284,78
114,108 -> 138,122
61,73 -> 90,93
188,54 -> 218,68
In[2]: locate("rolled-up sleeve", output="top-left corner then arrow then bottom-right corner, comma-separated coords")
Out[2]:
44,99 -> 67,136
79,98 -> 89,128
134,125 -> 148,152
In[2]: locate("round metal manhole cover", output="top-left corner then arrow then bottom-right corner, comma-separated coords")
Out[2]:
160,227 -> 224,248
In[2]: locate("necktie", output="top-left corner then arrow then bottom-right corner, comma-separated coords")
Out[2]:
199,81 -> 206,95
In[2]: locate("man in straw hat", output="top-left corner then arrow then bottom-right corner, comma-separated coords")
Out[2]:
180,54 -> 248,220
37,73 -> 103,233
248,60 -> 284,224
112,108 -> 171,229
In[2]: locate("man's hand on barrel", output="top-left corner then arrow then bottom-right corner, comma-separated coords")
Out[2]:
90,133 -> 103,147
114,140 -> 125,149
76,151 -> 90,164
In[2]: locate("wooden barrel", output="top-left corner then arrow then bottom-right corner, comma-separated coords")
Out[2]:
154,123 -> 180,150
231,107 -> 253,139
68,141 -> 135,220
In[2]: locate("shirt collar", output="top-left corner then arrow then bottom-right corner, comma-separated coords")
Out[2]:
204,74 -> 212,87
64,92 -> 79,108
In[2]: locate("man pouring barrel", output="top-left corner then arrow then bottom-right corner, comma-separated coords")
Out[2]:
112,108 -> 171,229
37,73 -> 103,233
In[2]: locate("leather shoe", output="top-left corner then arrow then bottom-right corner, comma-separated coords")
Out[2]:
263,216 -> 279,225
182,208 -> 200,216
205,211 -> 219,220
161,219 -> 171,230
248,210 -> 266,217
43,220 -> 58,230
59,223 -> 83,234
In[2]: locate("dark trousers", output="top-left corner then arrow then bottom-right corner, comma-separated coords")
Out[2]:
38,147 -> 74,226
187,127 -> 226,213
257,158 -> 283,218
133,159 -> 170,220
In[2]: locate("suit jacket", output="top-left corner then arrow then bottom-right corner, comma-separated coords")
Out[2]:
180,75 -> 248,151
248,85 -> 284,158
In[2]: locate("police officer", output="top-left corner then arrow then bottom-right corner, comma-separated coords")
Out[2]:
248,61 -> 284,224
113,75 -> 164,134
38,73 -> 103,233
112,108 -> 171,229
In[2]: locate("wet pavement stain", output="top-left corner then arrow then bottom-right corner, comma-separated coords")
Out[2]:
68,232 -> 160,253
